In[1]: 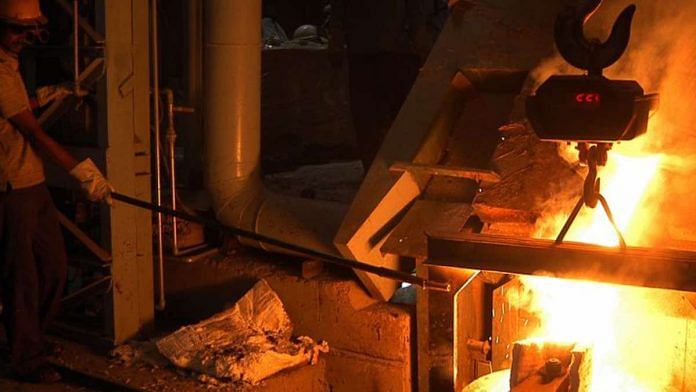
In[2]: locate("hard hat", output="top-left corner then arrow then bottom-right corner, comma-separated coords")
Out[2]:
292,24 -> 318,41
0,0 -> 47,26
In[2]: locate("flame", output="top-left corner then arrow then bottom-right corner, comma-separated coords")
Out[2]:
572,153 -> 662,246
514,145 -> 685,391
535,146 -> 664,247
516,276 -> 687,391
483,2 -> 696,390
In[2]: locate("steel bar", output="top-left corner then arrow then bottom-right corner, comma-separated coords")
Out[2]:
61,276 -> 112,309
57,211 -> 112,263
111,192 -> 451,292
162,89 -> 179,255
38,57 -> 104,127
554,196 -> 583,245
390,161 -> 501,183
56,0 -> 106,43
150,0 -> 166,311
598,193 -> 627,249
427,232 -> 696,292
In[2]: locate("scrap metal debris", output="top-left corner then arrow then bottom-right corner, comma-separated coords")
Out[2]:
156,279 -> 328,384
109,340 -> 169,369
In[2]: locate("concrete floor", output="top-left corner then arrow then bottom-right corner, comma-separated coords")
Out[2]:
0,336 -> 328,391
0,246 -> 411,391
163,246 -> 414,392
0,163 -> 413,391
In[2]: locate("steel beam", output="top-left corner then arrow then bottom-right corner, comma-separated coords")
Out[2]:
61,276 -> 112,309
99,0 -> 154,343
57,212 -> 112,263
427,232 -> 696,292
389,162 -> 501,183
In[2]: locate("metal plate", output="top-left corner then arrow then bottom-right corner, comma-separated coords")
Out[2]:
381,200 -> 473,259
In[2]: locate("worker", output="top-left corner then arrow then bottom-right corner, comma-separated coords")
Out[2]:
328,0 -> 448,169
0,0 -> 113,383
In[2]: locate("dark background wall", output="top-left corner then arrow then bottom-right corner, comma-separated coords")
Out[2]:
263,0 -> 328,35
158,0 -> 356,187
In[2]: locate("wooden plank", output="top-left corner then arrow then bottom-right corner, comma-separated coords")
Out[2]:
427,232 -> 696,293
390,161 -> 501,183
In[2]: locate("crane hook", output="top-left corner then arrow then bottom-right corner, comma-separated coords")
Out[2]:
554,0 -> 636,76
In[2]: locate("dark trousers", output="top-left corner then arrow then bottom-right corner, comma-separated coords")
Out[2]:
348,52 -> 421,168
0,183 -> 67,372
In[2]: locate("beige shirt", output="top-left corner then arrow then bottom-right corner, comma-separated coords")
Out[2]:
0,48 -> 45,191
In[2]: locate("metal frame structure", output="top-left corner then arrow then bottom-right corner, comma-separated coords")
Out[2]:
99,0 -> 154,343
42,0 -> 154,344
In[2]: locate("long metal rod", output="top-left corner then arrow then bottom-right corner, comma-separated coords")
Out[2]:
111,192 -> 451,292
150,0 -> 166,311
554,196 -> 584,245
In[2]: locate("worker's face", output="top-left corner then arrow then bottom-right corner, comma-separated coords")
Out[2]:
0,24 -> 34,55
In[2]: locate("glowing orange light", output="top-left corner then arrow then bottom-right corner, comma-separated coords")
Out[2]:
518,144 -> 682,391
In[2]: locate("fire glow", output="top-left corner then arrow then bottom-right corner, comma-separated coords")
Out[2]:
515,145 -> 690,390
555,149 -> 663,247
482,1 -> 696,389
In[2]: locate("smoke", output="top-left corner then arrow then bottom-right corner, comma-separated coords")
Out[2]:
513,4 -> 696,390
528,0 -> 696,248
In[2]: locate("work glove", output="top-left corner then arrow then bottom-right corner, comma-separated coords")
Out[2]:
35,83 -> 88,107
69,158 -> 115,205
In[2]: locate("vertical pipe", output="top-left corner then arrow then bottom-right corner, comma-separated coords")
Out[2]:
204,0 -> 263,223
185,0 -> 203,184
164,89 -> 179,255
150,0 -> 165,311
205,0 -> 347,256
